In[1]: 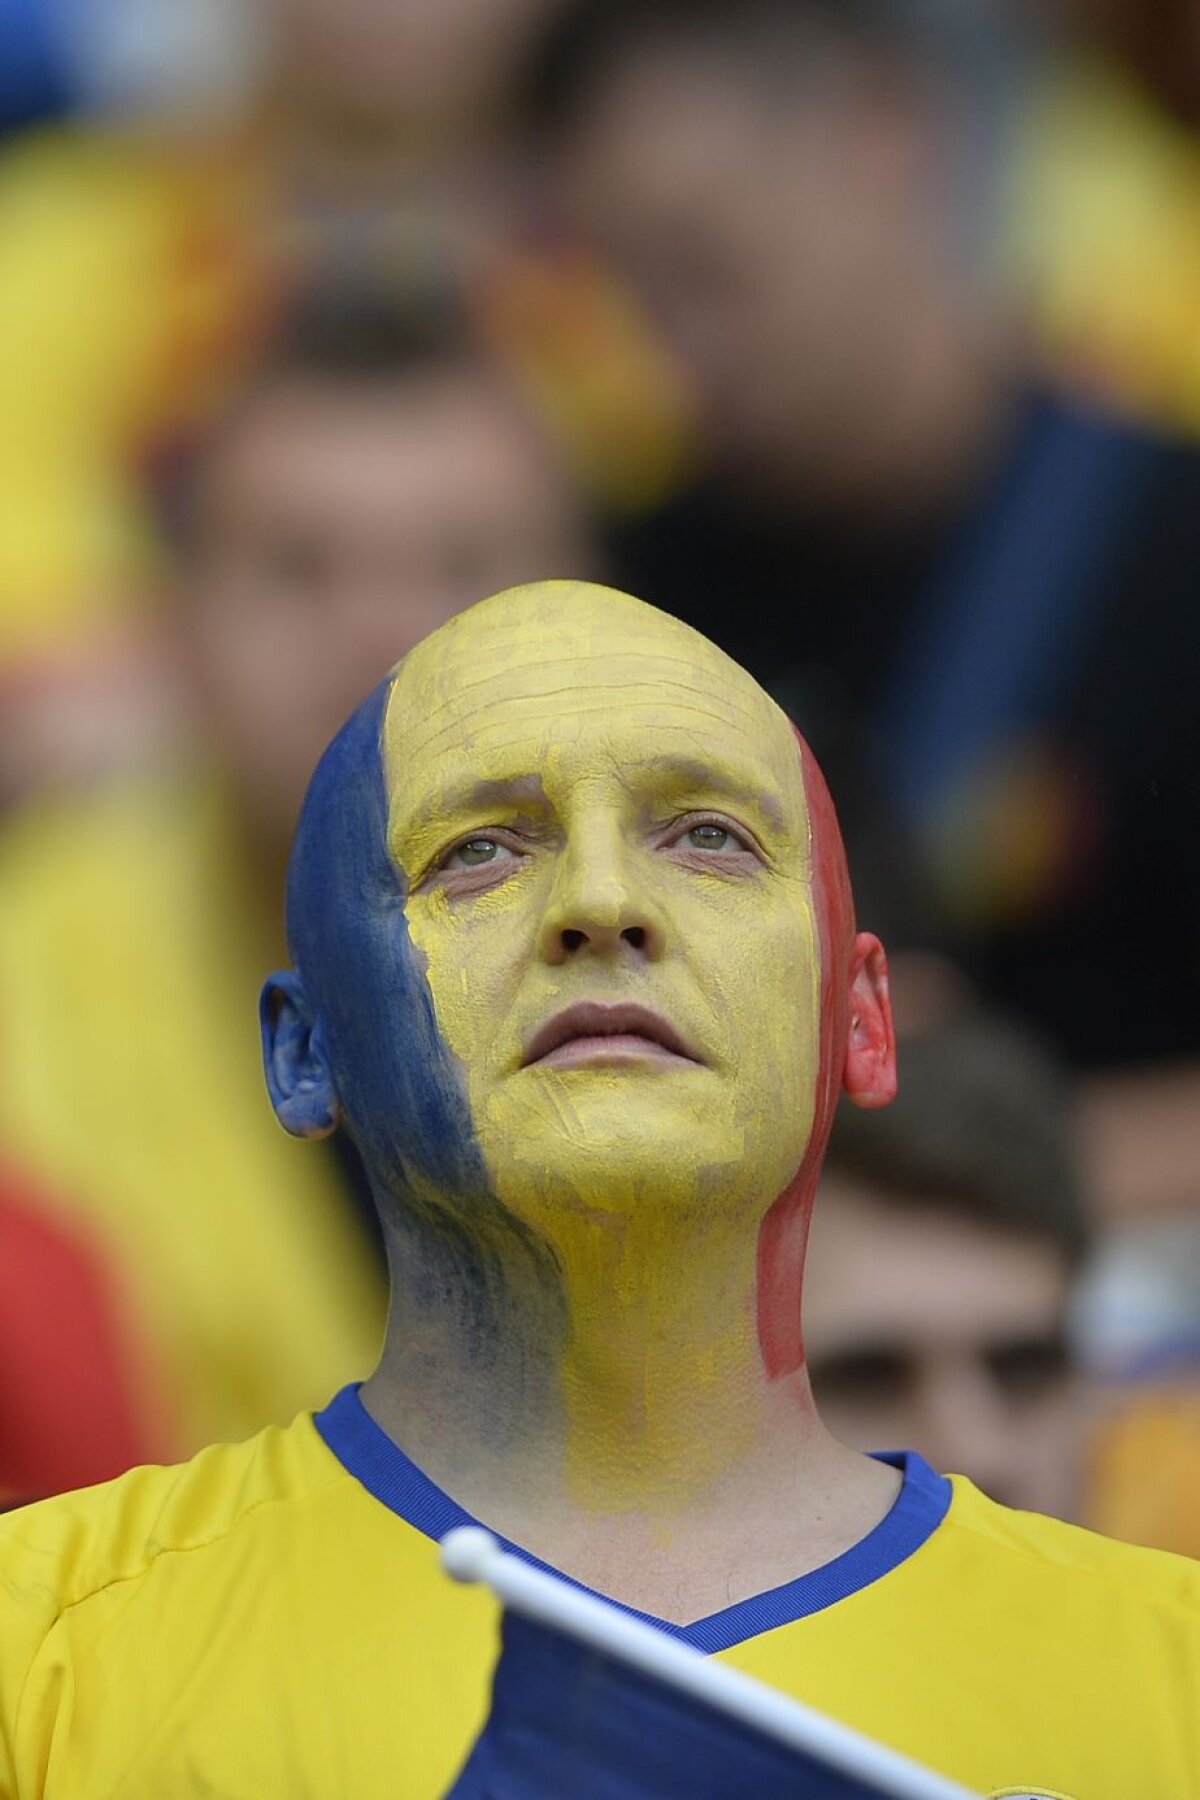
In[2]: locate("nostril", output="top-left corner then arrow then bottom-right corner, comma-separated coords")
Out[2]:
621,927 -> 646,950
561,929 -> 587,954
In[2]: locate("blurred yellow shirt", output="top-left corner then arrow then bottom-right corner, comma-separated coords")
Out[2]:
1011,57 -> 1200,437
0,123 -> 265,661
1,1387 -> 1197,1799
1086,1383 -> 1200,1562
0,774 -> 384,1458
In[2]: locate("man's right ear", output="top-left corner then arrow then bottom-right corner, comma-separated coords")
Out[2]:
260,971 -> 341,1139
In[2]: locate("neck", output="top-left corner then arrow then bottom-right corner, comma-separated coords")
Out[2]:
360,1176 -> 896,1617
556,1187 -> 814,1510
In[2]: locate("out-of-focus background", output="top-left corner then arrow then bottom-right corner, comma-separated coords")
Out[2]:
0,0 -> 1196,1552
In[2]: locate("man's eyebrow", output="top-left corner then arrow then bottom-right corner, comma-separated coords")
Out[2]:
642,754 -> 789,831
394,773 -> 550,831
389,756 -> 793,841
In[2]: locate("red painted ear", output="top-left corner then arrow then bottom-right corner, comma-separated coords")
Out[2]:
843,932 -> 897,1109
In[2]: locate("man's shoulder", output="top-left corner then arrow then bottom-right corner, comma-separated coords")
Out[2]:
0,1411 -> 485,1797
0,1411 -> 342,1626
942,1474 -> 1200,1622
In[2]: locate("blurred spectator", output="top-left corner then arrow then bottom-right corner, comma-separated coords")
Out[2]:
1010,0 -> 1200,436
1085,1378 -> 1200,1560
1072,1194 -> 1200,1558
0,629 -> 181,813
806,1017 -> 1087,1520
0,6 -> 271,802
0,285 -> 591,1464
0,0 -> 572,808
523,0 -> 1200,1236
271,0 -> 564,186
0,1159 -> 151,1504
808,1014 -> 1200,1557
164,283 -> 587,889
524,0 -> 1023,523
263,0 -> 576,332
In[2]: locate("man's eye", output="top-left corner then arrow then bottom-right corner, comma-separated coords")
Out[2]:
674,819 -> 756,855
445,838 -> 514,869
687,824 -> 732,851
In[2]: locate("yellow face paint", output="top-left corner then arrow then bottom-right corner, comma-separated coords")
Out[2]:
382,581 -> 821,1503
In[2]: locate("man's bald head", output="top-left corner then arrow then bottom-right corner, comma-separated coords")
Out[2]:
270,584 -> 889,1264
288,582 -> 856,1086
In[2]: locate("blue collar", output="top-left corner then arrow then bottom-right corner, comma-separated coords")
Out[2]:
314,1382 -> 951,1655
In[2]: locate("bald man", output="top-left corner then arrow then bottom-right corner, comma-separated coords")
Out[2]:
1,585 -> 1197,1799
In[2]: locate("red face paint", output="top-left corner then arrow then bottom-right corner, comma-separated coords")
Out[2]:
756,726 -> 856,1380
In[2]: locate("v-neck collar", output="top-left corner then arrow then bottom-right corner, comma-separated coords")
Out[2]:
314,1383 -> 951,1654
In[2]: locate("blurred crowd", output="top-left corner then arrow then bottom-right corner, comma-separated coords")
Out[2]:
0,0 -> 1197,1556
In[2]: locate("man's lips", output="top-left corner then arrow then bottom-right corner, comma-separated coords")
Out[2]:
521,1002 -> 702,1071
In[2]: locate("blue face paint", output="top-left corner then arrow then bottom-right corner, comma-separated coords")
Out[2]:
272,676 -> 490,1205
268,678 -> 562,1356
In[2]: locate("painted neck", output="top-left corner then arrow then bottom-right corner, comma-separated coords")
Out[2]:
366,1169 -> 821,1525
554,1188 -> 817,1514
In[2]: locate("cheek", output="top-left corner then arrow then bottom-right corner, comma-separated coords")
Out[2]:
697,881 -> 820,1146
404,877 -> 535,1069
314,908 -> 492,1202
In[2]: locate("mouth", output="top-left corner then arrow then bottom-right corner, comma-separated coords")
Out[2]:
521,1002 -> 702,1072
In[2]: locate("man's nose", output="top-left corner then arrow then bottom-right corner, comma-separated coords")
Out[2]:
537,830 -> 666,966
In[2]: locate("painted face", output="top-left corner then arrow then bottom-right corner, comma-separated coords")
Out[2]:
379,581 -> 822,1242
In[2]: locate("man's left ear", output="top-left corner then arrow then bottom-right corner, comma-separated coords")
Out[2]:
260,971 -> 342,1139
842,932 -> 897,1109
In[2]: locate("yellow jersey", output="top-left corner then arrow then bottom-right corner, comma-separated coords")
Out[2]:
1,1385 -> 1197,1799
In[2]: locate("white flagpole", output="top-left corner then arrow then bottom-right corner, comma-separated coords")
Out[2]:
442,1528 -> 980,1800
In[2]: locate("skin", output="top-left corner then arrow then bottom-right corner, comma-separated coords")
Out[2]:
266,583 -> 898,1619
805,1180 -> 1081,1519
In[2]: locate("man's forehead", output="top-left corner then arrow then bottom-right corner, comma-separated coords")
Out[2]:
380,581 -> 804,803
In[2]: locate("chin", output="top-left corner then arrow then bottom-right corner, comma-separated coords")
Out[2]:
479,1080 -> 808,1225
